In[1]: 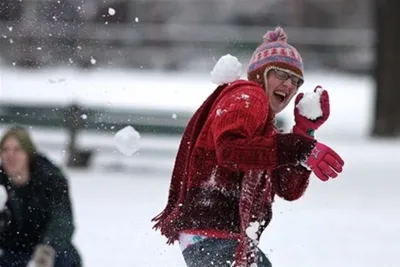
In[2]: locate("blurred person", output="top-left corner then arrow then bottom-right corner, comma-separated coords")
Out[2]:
0,126 -> 82,267
152,27 -> 344,267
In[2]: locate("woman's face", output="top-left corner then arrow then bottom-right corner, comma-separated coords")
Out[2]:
265,68 -> 302,114
1,136 -> 29,183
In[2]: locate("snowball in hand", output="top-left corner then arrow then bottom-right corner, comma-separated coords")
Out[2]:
0,185 -> 7,211
296,88 -> 324,120
114,126 -> 141,156
210,54 -> 242,85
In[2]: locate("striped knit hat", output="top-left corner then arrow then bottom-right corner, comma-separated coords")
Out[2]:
247,27 -> 304,85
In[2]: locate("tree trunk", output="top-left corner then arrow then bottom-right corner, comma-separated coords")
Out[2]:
372,0 -> 400,137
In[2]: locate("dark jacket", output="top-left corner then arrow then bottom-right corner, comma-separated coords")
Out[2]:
0,154 -> 81,265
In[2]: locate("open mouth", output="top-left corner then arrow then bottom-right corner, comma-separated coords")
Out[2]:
273,90 -> 287,103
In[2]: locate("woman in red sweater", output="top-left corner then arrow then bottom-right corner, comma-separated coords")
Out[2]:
152,27 -> 344,267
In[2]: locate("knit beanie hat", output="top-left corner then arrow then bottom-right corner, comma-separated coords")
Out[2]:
247,26 -> 304,85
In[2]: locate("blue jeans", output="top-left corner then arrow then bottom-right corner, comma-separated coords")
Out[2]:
0,248 -> 81,267
182,238 -> 272,267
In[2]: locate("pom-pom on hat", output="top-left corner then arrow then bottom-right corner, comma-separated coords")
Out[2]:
247,26 -> 304,85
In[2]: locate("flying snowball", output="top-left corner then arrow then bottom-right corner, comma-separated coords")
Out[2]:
108,8 -> 116,16
114,126 -> 141,156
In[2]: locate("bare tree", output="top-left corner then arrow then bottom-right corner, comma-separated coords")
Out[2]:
372,0 -> 400,137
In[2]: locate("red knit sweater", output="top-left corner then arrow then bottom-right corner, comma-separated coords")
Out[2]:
152,80 -> 315,266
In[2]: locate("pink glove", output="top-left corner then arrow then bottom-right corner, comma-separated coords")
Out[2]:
304,141 -> 344,181
293,86 -> 330,137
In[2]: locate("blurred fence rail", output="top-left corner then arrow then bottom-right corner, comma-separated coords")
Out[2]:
0,102 -> 191,134
0,101 -> 190,169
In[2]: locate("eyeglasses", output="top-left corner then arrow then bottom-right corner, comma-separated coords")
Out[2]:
271,68 -> 304,87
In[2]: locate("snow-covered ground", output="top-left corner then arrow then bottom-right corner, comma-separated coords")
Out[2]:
0,68 -> 399,267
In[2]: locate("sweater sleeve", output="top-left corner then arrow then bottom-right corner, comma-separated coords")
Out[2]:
212,87 -> 315,172
273,165 -> 311,201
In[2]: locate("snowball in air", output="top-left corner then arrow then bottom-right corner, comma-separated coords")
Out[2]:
108,8 -> 116,16
0,185 -> 8,212
210,54 -> 242,85
114,126 -> 141,156
296,88 -> 324,120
